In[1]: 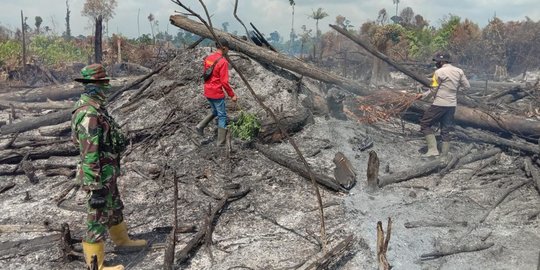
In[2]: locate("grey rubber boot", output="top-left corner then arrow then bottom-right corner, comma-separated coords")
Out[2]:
441,141 -> 450,156
422,134 -> 440,157
217,127 -> 227,146
196,113 -> 215,136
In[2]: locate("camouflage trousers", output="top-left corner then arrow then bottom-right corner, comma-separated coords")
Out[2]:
84,175 -> 124,243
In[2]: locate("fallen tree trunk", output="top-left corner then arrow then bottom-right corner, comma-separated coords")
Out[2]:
455,126 -> 538,154
255,143 -> 348,192
0,100 -> 74,111
38,121 -> 71,137
420,242 -> 495,261
0,143 -> 78,164
258,108 -> 312,143
169,15 -> 369,95
379,147 -> 500,187
0,110 -> 71,135
329,24 -> 540,137
0,83 -> 123,103
455,148 -> 502,169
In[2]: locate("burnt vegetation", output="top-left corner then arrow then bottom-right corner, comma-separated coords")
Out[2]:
0,1 -> 539,270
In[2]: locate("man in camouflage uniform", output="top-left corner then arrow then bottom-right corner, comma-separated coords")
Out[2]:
72,64 -> 146,270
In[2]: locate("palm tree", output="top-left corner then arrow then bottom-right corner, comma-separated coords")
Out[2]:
289,0 -> 295,54
309,7 -> 329,60
393,0 -> 400,18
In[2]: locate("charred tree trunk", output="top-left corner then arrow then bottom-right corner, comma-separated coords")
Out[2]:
0,110 -> 71,135
21,10 -> 27,74
258,108 -> 312,143
255,143 -> 347,192
94,15 -> 103,64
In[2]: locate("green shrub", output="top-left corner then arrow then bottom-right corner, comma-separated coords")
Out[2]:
0,40 -> 22,67
229,111 -> 261,140
29,36 -> 90,66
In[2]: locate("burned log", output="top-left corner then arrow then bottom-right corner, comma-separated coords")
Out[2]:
378,158 -> 447,187
0,100 -> 74,111
255,143 -> 348,192
0,143 -> 78,164
379,147 -> 495,187
258,108 -> 312,143
0,110 -> 71,135
420,242 -> 495,261
0,82 -> 123,103
38,121 -> 71,137
455,126 -> 538,154
455,148 -> 502,169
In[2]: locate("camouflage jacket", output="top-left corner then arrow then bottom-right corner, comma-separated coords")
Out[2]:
71,93 -> 127,190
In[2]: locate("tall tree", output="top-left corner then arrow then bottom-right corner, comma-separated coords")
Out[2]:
269,31 -> 281,44
377,9 -> 388,26
148,13 -> 156,43
34,16 -> 43,34
483,16 -> 508,80
309,7 -> 329,60
299,25 -> 312,59
399,7 -> 415,26
289,0 -> 296,54
64,0 -> 71,39
82,0 -> 117,63
393,0 -> 400,18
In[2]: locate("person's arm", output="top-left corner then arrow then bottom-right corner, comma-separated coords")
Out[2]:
76,112 -> 103,191
460,71 -> 471,90
219,60 -> 236,99
417,73 -> 439,99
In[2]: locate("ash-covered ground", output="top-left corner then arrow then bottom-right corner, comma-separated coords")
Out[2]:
0,48 -> 538,270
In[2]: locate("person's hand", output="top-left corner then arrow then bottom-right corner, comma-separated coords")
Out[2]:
415,93 -> 423,100
88,188 -> 108,209
231,95 -> 238,102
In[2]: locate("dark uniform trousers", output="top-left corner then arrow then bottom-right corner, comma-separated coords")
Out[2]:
419,105 -> 456,142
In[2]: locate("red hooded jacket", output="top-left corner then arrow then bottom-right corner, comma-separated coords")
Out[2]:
203,51 -> 235,99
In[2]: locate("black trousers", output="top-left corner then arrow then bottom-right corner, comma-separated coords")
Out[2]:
420,105 -> 456,142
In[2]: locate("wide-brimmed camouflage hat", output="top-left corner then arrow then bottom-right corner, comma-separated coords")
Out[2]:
74,64 -> 110,83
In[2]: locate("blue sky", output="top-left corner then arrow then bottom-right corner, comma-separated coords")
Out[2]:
1,0 -> 539,39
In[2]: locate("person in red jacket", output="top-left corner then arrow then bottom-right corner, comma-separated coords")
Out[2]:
196,38 -> 238,146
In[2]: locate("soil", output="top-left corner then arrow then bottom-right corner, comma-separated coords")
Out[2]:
0,48 -> 538,270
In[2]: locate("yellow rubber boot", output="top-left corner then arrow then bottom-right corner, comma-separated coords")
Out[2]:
82,241 -> 124,270
109,222 -> 147,248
